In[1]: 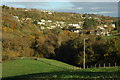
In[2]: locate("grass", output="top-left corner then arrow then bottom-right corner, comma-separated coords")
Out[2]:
0,63 -> 2,78
2,58 -> 120,80
102,35 -> 120,39
2,58 -> 79,78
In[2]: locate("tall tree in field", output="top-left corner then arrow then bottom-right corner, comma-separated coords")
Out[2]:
83,18 -> 97,29
104,38 -> 120,64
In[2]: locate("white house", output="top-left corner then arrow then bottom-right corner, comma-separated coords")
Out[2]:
59,22 -> 65,24
56,21 -> 59,23
50,26 -> 56,28
79,21 -> 83,24
73,24 -> 79,27
18,20 -> 20,22
47,27 -> 52,29
48,12 -> 52,14
74,30 -> 80,33
58,24 -> 61,27
104,25 -> 108,28
41,26 -> 45,29
68,24 -> 79,27
25,9 -> 28,11
100,27 -> 104,30
88,17 -> 92,19
111,24 -> 116,28
26,18 -> 31,20
68,24 -> 73,26
41,19 -> 45,22
76,26 -> 81,29
38,22 -> 45,25
22,18 -> 25,21
48,20 -> 52,23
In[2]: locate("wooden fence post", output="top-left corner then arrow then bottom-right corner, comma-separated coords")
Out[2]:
109,63 -> 111,67
99,64 -> 101,67
104,63 -> 105,67
87,66 -> 88,69
115,62 -> 116,67
95,64 -> 96,68
90,65 -> 92,68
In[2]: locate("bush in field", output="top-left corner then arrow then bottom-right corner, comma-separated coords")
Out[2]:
104,38 -> 120,65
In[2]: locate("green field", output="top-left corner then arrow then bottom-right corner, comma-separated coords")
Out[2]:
2,58 -> 120,80
102,35 -> 120,39
2,58 -> 79,78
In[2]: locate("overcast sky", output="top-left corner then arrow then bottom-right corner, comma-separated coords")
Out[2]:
1,0 -> 119,17
1,0 -> 120,2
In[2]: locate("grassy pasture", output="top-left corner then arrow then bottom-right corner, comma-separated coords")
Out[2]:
2,58 -> 120,80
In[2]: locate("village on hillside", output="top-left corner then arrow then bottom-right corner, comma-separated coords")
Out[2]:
2,5 -> 118,36
12,11 -> 117,36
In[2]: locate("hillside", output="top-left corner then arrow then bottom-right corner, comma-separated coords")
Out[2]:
2,5 -> 120,67
1,5 -> 120,80
2,58 -> 80,78
2,58 -> 120,79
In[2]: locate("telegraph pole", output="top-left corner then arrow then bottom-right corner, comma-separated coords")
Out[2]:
83,38 -> 85,69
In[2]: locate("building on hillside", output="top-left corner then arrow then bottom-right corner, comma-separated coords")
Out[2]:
96,29 -> 102,35
25,9 -> 28,11
41,19 -> 46,22
47,27 -> 52,29
104,25 -> 108,28
111,24 -> 116,28
41,26 -> 45,30
48,12 -> 52,14
96,28 -> 110,36
73,29 -> 80,33
101,29 -> 110,36
76,26 -> 81,29
50,26 -> 56,28
26,18 -> 31,20
48,20 -> 52,23
38,22 -> 45,25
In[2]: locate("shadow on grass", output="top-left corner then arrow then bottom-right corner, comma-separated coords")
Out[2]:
2,70 -> 120,80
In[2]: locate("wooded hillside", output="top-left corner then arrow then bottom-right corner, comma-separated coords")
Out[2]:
1,5 -> 120,67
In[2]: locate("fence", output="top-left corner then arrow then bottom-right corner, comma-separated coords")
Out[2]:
86,62 -> 118,69
33,58 -> 118,69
